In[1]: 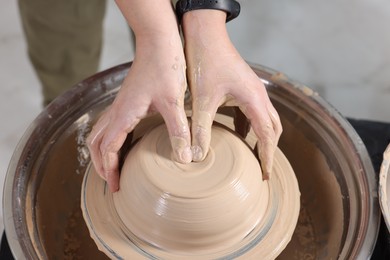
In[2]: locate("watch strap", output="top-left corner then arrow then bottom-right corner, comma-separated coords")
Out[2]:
175,0 -> 241,23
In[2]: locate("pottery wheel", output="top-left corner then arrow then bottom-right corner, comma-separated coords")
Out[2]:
81,116 -> 300,259
380,144 -> 390,232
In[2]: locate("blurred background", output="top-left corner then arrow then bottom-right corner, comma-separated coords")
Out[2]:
0,0 -> 389,233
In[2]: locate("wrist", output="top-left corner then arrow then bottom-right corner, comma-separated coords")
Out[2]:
134,33 -> 185,62
135,30 -> 181,47
182,10 -> 236,56
116,0 -> 179,39
182,10 -> 230,44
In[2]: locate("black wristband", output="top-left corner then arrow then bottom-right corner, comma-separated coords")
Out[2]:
175,0 -> 241,23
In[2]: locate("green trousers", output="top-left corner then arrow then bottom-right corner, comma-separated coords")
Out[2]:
18,0 -> 106,105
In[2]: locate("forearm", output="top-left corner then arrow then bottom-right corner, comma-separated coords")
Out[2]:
115,0 -> 180,44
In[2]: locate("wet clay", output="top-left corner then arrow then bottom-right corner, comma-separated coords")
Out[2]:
113,124 -> 269,254
81,117 -> 300,259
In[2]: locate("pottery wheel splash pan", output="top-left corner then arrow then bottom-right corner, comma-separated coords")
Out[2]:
3,63 -> 380,259
81,121 -> 300,259
380,144 -> 390,232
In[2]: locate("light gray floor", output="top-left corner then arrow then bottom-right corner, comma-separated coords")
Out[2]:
1,0 -> 389,235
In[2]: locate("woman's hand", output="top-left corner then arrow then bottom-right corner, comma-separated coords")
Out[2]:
87,39 -> 191,192
182,10 -> 282,179
87,2 -> 192,192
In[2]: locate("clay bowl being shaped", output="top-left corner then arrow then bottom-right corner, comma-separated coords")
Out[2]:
379,144 -> 390,232
81,122 -> 300,259
4,63 -> 380,259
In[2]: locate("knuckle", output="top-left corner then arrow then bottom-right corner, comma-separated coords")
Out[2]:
172,125 -> 190,140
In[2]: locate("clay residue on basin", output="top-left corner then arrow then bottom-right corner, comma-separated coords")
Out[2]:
199,109 -> 344,259
33,124 -> 108,259
276,116 -> 344,259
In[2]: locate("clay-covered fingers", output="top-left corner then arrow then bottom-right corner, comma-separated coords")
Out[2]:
190,98 -> 220,161
158,100 -> 192,163
86,115 -> 107,180
245,101 -> 282,180
87,112 -> 141,193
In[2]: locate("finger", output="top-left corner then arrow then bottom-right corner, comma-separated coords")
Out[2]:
191,98 -> 219,161
100,117 -> 140,192
103,151 -> 120,192
87,114 -> 109,180
243,103 -> 279,180
158,100 -> 192,163
267,102 -> 283,145
255,132 -> 275,181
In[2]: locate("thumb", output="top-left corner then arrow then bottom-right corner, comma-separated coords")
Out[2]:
160,104 -> 192,163
191,100 -> 217,161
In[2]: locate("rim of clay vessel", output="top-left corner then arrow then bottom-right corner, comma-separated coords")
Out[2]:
81,120 -> 300,259
3,62 -> 380,259
379,144 -> 390,232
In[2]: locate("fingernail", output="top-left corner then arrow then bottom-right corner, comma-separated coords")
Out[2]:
191,145 -> 203,161
180,147 -> 192,163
